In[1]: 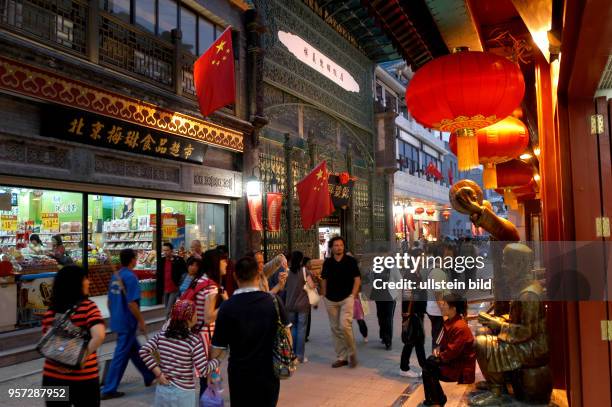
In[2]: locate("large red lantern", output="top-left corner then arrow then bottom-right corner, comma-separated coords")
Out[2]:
406,51 -> 525,171
449,116 -> 529,189
415,207 -> 425,215
426,208 -> 436,216
496,159 -> 533,188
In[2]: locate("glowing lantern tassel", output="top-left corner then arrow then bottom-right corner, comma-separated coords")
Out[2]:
483,163 -> 498,189
456,129 -> 479,171
504,189 -> 518,210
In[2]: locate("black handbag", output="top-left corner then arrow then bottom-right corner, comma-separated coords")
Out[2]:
36,304 -> 91,369
401,302 -> 425,345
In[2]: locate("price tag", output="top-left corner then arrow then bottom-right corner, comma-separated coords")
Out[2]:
162,217 -> 178,238
41,213 -> 59,232
1,215 -> 17,232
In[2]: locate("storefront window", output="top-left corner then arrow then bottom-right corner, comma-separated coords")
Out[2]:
161,200 -> 227,256
88,195 -> 158,307
0,187 -> 84,327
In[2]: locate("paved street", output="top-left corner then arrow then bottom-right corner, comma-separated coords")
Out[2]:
0,300 -> 447,407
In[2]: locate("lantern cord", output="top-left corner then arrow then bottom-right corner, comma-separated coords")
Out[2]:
456,128 -> 479,171
483,163 -> 498,189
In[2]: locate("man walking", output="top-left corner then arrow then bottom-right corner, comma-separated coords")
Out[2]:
321,236 -> 361,368
162,242 -> 187,315
101,249 -> 155,400
211,256 -> 292,406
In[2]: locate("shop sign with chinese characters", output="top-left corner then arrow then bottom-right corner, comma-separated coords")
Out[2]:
277,31 -> 360,93
327,174 -> 354,209
41,106 -> 206,164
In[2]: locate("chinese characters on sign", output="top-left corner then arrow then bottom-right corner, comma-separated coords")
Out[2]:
327,174 -> 354,209
1,215 -> 17,232
41,213 -> 59,232
42,107 -> 206,164
277,31 -> 360,93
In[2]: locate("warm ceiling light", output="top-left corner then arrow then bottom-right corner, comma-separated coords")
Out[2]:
520,153 -> 532,160
534,174 -> 541,182
533,147 -> 541,156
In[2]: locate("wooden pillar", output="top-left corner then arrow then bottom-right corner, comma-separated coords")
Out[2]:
171,28 -> 183,96
87,0 -> 99,63
346,146 -> 356,252
244,9 -> 267,253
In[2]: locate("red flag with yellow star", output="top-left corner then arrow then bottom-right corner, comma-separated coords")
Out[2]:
194,26 -> 235,117
297,161 -> 335,229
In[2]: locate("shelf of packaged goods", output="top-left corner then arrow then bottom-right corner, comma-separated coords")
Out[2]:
38,232 -> 90,235
104,239 -> 153,243
103,230 -> 154,233
103,247 -> 153,251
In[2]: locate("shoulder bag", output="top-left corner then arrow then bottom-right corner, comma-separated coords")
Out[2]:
272,296 -> 298,379
36,303 -> 91,369
303,268 -> 320,306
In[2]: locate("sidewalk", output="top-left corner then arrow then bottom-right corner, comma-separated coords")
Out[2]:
0,301 -> 492,407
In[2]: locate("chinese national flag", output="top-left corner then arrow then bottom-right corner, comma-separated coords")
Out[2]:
194,26 -> 235,117
297,161 -> 335,229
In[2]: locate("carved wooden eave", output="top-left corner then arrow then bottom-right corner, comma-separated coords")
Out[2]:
0,56 -> 244,152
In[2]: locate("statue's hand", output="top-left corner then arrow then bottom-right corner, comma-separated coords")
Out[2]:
455,187 -> 484,215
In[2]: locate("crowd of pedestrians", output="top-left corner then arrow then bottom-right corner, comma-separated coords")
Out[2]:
38,235 -> 481,407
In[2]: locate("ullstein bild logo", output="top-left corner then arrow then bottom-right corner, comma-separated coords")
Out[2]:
277,31 -> 360,93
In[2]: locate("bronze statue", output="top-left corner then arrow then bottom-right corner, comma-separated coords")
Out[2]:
469,243 -> 551,405
449,180 -> 520,242
450,179 -> 518,315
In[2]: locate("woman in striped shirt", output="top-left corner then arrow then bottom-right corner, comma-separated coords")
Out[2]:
41,265 -> 106,407
140,300 -> 220,407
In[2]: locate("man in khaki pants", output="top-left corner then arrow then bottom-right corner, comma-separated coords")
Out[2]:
321,236 -> 361,368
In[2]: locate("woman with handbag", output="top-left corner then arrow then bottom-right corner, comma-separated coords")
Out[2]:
39,265 -> 106,407
284,251 -> 316,363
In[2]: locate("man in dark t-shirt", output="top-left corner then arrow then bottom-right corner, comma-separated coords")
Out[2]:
211,256 -> 291,407
321,236 -> 361,368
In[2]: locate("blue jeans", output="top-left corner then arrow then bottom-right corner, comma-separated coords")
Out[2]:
154,383 -> 197,407
102,330 -> 155,394
288,311 -> 308,361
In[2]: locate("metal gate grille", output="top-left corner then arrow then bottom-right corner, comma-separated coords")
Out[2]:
353,166 -> 370,254
291,153 -> 318,259
259,150 -> 288,258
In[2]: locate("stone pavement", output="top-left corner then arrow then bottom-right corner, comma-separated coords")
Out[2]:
0,300 -> 498,407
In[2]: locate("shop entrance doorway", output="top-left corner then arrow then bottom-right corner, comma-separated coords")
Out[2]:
318,226 -> 341,259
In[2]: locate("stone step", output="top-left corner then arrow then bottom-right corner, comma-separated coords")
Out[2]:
0,305 -> 166,368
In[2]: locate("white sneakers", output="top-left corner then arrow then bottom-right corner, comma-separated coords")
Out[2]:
399,369 -> 421,378
363,337 -> 369,343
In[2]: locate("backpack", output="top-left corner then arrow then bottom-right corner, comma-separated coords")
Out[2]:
180,278 -> 217,302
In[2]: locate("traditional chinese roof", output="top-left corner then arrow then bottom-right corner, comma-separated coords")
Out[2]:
303,0 -> 449,67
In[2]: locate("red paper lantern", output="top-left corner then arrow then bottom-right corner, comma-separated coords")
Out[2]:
442,210 -> 451,220
406,51 -> 525,171
449,116 -> 529,189
339,172 -> 350,185
426,208 -> 436,216
496,159 -> 533,188
415,207 -> 424,215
